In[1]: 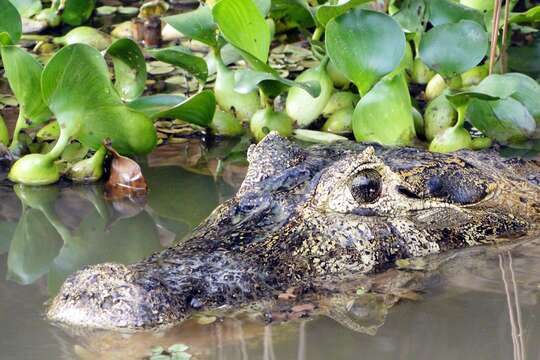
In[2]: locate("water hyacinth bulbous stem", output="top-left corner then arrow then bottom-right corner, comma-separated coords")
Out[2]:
67,146 -> 107,183
286,58 -> 333,127
250,108 -> 293,142
214,51 -> 260,122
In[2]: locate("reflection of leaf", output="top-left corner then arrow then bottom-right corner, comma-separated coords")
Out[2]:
145,166 -> 219,228
0,221 -> 17,254
7,209 -> 63,285
48,210 -> 161,295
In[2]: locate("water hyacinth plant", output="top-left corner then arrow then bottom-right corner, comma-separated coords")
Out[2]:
0,0 -> 539,186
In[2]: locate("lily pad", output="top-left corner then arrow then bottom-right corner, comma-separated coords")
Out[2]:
419,20 -> 488,78
325,9 -> 405,95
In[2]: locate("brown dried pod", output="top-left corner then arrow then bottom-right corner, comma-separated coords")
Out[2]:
104,141 -> 147,200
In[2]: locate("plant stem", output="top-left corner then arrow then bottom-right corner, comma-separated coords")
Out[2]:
20,34 -> 51,42
489,0 -> 503,74
45,128 -> 71,161
9,108 -> 26,151
312,27 -> 323,42
455,105 -> 467,128
500,0 -> 511,73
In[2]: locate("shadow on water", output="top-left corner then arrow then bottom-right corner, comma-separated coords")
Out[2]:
0,140 -> 539,360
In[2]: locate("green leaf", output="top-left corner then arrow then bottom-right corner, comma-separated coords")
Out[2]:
106,38 -> 147,101
234,69 -> 321,98
507,36 -> 540,76
10,0 -> 42,18
392,0 -> 428,33
0,0 -> 22,45
352,72 -> 415,145
213,0 -> 271,63
445,90 -> 499,109
270,0 -> 315,28
1,46 -> 51,123
316,0 -> 373,27
164,6 -> 217,48
467,98 -> 536,144
428,0 -> 484,26
41,44 -> 157,155
325,9 -> 405,95
419,20 -> 488,78
61,0 -> 96,26
474,73 -> 540,122
510,6 -> 540,24
253,0 -> 271,16
148,46 -> 208,82
127,91 -> 216,127
7,206 -> 63,285
168,344 -> 189,353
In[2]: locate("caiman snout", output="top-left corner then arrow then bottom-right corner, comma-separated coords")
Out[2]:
47,263 -> 185,329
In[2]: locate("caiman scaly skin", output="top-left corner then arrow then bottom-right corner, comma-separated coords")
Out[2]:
47,133 -> 540,329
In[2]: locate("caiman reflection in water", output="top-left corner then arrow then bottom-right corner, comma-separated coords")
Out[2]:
47,133 -> 539,330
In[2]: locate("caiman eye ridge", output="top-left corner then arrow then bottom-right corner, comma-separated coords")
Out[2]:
350,169 -> 382,204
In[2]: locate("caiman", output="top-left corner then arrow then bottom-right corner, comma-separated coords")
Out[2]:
47,133 -> 540,330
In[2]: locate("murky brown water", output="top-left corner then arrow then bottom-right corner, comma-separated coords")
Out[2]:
1,141 -> 539,360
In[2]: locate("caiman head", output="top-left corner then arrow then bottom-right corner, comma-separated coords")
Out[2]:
47,133 -> 540,330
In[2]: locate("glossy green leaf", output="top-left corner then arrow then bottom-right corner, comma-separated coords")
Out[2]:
61,0 -> 96,26
392,0 -> 427,33
148,46 -> 208,82
0,0 -> 22,45
10,0 -> 41,18
127,90 -> 216,127
253,0 -> 271,16
467,98 -> 536,144
510,6 -> 540,24
234,69 -> 321,98
164,6 -> 217,48
316,0 -> 372,27
270,0 -> 315,28
42,44 -> 156,155
419,20 -> 488,78
429,0 -> 484,26
1,46 -> 51,123
353,73 -> 415,145
474,73 -> 540,122
213,0 -> 271,63
326,9 -> 405,95
445,91 -> 499,108
106,38 -> 147,101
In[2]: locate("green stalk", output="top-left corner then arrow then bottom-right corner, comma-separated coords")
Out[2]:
455,105 -> 467,129
45,128 -> 71,161
312,27 -> 323,42
9,108 -> 26,151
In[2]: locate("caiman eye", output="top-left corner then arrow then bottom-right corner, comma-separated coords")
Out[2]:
350,169 -> 382,204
